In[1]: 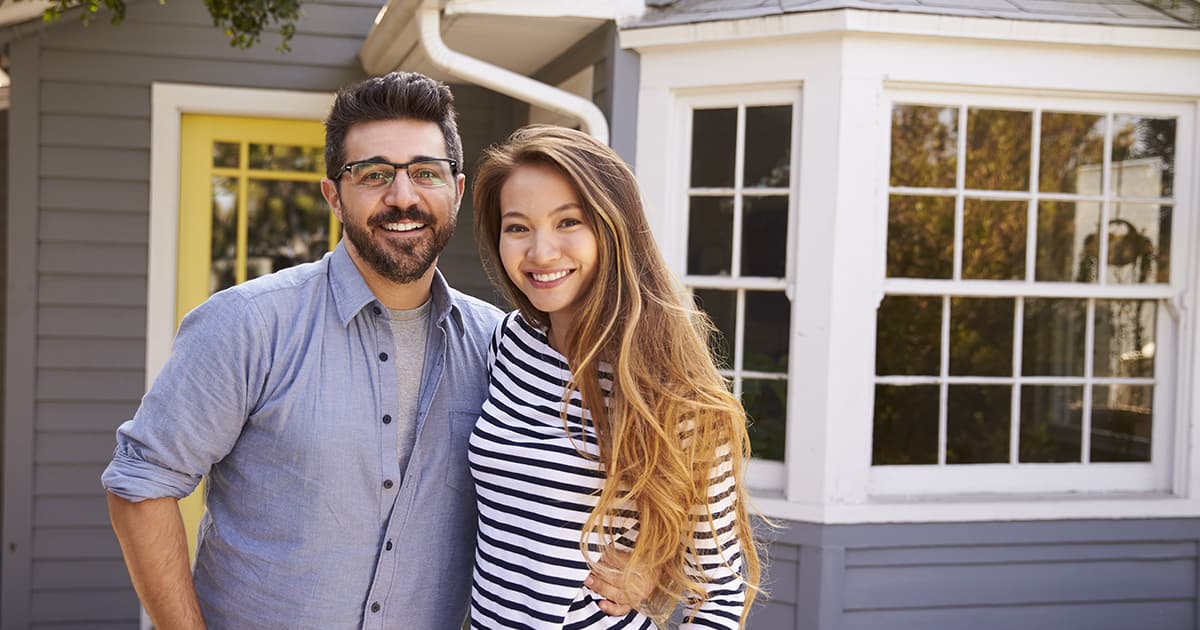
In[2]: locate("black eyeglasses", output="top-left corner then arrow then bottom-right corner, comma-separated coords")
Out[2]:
338,158 -> 458,190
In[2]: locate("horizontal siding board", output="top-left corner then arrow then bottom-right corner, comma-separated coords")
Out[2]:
841,600 -> 1195,630
844,558 -> 1197,609
762,552 -> 800,605
746,599 -> 796,629
35,464 -> 112,496
793,519 -> 1200,548
846,541 -> 1200,566
33,527 -> 123,560
39,306 -> 147,338
38,338 -> 147,370
39,244 -> 148,276
41,114 -> 150,150
41,210 -> 149,244
41,147 -> 151,181
31,589 -> 139,623
40,178 -> 149,213
36,369 -> 145,402
38,402 -> 139,433
40,275 -> 148,308
35,431 -> 130,466
33,559 -> 130,591
41,82 -> 150,118
34,497 -> 112,528
113,0 -> 382,36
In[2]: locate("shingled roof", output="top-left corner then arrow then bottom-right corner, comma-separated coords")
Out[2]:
627,0 -> 1200,30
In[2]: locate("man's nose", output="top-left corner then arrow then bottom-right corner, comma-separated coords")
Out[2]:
382,171 -> 421,207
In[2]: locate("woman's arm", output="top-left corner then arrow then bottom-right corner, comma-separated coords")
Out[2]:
681,446 -> 748,629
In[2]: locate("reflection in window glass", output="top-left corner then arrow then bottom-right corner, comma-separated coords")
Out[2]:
947,385 -> 1011,464
210,177 -> 238,293
246,179 -> 330,281
876,295 -> 941,376
687,196 -> 734,275
1094,300 -> 1156,378
962,198 -> 1026,280
1107,204 -> 1169,285
1036,201 -> 1101,283
744,378 -> 787,461
1091,384 -> 1153,462
691,108 -> 737,187
744,291 -> 790,372
248,144 -> 324,172
693,289 -> 735,370
1022,298 -> 1085,377
890,104 -> 957,188
1039,112 -> 1104,194
213,142 -> 240,168
742,196 -> 788,277
873,385 -> 939,465
1111,115 -> 1175,198
1019,385 -> 1083,463
949,297 -> 1014,377
744,106 -> 792,188
887,195 -> 954,279
966,108 -> 1032,191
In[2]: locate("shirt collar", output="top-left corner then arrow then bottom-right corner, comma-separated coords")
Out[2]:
329,241 -> 463,331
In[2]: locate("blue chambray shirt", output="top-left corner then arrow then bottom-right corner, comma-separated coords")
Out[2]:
102,242 -> 501,629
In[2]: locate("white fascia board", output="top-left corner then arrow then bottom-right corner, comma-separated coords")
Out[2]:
444,0 -> 643,21
359,0 -> 421,76
620,8 -> 1200,52
0,0 -> 50,29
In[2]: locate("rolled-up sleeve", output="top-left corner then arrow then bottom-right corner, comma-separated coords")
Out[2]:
102,288 -> 270,502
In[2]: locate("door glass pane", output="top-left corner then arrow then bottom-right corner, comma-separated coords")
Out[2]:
245,179 -> 330,281
949,297 -> 1014,377
210,176 -> 238,293
1094,299 -> 1156,378
966,108 -> 1032,191
947,384 -> 1011,464
1091,384 -> 1153,462
890,104 -> 958,188
1107,203 -> 1169,285
691,108 -> 736,187
213,142 -> 240,168
1022,298 -> 1085,377
1036,201 -> 1101,282
962,198 -> 1026,280
741,195 -> 787,277
744,105 -> 791,188
887,194 -> 954,279
1039,112 -> 1104,194
1111,115 -> 1175,198
744,291 -> 790,373
248,144 -> 324,172
687,196 -> 734,275
693,289 -> 735,370
873,385 -> 939,465
876,295 -> 942,376
1019,385 -> 1083,463
743,378 -> 786,461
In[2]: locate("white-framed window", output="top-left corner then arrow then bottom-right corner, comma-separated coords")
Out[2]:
673,87 -> 801,490
871,88 -> 1190,496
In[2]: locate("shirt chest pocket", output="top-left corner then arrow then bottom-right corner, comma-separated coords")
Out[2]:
444,410 -> 478,492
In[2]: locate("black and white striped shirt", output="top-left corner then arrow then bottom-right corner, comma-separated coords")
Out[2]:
468,312 -> 746,629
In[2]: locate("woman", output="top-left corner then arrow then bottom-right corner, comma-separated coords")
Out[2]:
470,125 -> 762,629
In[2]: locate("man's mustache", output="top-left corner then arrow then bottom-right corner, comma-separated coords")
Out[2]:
368,206 -> 435,228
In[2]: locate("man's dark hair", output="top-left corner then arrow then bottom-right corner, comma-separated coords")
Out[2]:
324,71 -> 463,180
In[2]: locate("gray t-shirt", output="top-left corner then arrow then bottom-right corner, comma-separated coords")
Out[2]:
389,299 -> 432,479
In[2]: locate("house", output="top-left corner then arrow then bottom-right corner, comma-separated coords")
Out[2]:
2,0 -> 1198,627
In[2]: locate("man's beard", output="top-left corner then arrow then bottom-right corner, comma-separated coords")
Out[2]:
341,203 -> 457,284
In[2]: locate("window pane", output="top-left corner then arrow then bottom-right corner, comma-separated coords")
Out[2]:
1111,115 -> 1175,198
742,196 -> 787,277
210,177 -> 238,293
745,291 -> 790,372
1022,298 -> 1085,377
947,385 -> 1011,464
743,378 -> 786,461
962,198 -> 1026,280
1107,203 -> 1170,285
248,143 -> 324,172
694,289 -> 735,371
949,297 -> 1014,377
744,105 -> 792,188
966,108 -> 1032,191
876,295 -> 941,376
1019,385 -> 1083,463
890,104 -> 958,188
1094,299 -> 1156,378
1036,201 -> 1101,282
887,195 -> 954,279
1091,384 -> 1153,462
246,179 -> 330,281
687,196 -> 734,275
872,385 -> 939,465
691,108 -> 736,187
1039,112 -> 1104,195
213,141 -> 240,168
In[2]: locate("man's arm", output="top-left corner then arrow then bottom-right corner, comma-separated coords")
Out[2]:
107,492 -> 206,630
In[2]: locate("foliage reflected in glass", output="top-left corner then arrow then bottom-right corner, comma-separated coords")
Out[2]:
743,378 -> 786,461
876,295 -> 941,376
1111,115 -> 1175,198
744,105 -> 792,188
1039,112 -> 1104,194
744,291 -> 790,373
742,196 -> 788,277
962,198 -> 1026,280
210,176 -> 238,293
872,385 -> 939,465
687,196 -> 734,276
1106,204 -> 1169,285
946,384 -> 1011,464
1036,201 -> 1101,282
1090,384 -> 1153,462
886,195 -> 954,279
966,108 -> 1032,192
949,297 -> 1014,377
1022,298 -> 1085,377
693,289 -> 736,371
245,179 -> 330,281
1019,385 -> 1083,463
213,141 -> 240,168
249,143 -> 324,172
691,108 -> 737,188
1094,299 -> 1156,378
890,104 -> 958,188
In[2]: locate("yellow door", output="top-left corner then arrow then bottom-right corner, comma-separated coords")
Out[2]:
176,114 -> 335,559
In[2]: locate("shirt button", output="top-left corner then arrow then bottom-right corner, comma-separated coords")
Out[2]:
382,414 -> 392,425
371,602 -> 381,613
373,306 -> 382,315
383,479 -> 394,489
379,352 -> 389,361
385,540 -> 393,551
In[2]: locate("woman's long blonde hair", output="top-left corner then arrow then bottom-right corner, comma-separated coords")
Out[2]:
474,125 -> 761,625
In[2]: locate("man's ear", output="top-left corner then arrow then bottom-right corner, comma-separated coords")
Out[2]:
321,179 -> 344,223
454,172 -> 466,214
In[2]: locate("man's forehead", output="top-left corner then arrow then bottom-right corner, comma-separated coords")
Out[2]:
343,119 -> 447,158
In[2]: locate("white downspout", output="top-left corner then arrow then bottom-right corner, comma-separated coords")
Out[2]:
416,0 -> 610,144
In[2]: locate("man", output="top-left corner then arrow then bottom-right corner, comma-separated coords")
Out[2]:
102,72 -> 633,629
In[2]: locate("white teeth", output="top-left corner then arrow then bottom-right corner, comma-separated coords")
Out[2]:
531,270 -> 570,282
383,222 -> 424,232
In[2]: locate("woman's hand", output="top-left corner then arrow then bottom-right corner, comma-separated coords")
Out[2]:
585,549 -> 657,617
